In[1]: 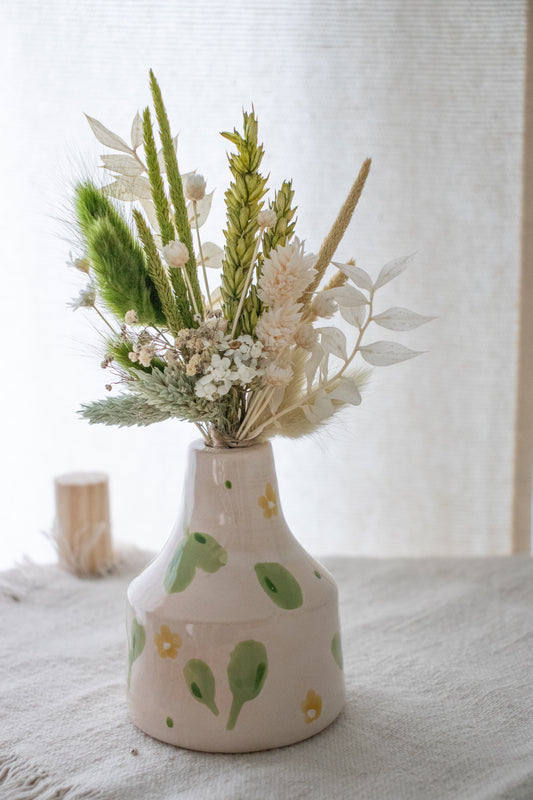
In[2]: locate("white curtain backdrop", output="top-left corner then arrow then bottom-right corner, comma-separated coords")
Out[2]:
0,0 -> 528,567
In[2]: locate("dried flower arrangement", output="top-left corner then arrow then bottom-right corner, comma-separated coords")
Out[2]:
72,71 -> 431,448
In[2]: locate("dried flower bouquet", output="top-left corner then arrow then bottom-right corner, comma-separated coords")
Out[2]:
72,71 -> 431,448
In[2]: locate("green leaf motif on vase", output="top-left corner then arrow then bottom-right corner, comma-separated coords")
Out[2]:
183,659 -> 219,716
164,532 -> 228,593
331,631 -> 344,670
226,640 -> 268,730
127,618 -> 146,689
254,562 -> 303,609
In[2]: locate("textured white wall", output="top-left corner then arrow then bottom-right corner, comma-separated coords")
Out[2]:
0,1 -> 527,567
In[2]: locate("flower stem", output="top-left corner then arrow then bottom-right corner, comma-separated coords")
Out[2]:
180,265 -> 201,318
94,305 -> 118,335
230,225 -> 265,338
193,201 -> 212,312
238,386 -> 275,440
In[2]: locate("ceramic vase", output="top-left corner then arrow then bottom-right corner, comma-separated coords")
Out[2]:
126,440 -> 345,753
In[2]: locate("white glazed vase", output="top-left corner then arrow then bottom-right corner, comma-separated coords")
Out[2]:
127,440 -> 345,752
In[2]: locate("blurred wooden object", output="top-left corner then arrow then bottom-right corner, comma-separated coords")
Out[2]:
53,472 -> 114,576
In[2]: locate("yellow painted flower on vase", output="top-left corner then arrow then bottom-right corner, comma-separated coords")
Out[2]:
258,483 -> 278,518
301,689 -> 322,724
154,625 -> 182,659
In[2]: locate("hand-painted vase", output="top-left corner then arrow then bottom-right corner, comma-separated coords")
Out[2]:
127,440 -> 345,752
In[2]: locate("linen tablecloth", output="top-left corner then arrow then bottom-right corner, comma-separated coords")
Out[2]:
1,552 -> 532,800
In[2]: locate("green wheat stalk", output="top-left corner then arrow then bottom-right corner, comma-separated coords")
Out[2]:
79,395 -> 171,427
263,180 -> 297,259
133,209 -> 183,334
142,107 -> 194,328
149,70 -> 203,316
220,110 -> 268,336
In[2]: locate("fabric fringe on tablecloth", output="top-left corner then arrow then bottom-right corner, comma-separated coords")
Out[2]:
0,752 -> 102,800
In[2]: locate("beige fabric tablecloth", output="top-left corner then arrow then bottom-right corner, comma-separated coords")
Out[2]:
0,552 -> 532,800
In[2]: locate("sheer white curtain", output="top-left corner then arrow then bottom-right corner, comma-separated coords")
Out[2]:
0,0 -> 529,567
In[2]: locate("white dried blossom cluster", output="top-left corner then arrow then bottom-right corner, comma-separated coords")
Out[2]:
68,284 -> 96,311
255,238 -> 316,357
195,334 -> 264,401
129,341 -> 156,367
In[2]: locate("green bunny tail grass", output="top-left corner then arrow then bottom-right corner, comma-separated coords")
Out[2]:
79,395 -> 171,427
149,70 -> 203,316
75,182 -> 166,326
75,182 -> 116,238
84,215 -> 166,326
220,109 -> 268,336
133,209 -> 183,334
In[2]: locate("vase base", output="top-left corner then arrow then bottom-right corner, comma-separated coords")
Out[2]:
129,704 -> 345,753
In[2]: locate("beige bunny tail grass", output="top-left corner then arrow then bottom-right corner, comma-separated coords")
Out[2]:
301,159 -> 371,312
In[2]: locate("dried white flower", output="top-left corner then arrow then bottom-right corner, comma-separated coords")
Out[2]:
184,174 -> 207,202
312,293 -> 337,318
67,253 -> 90,274
264,363 -> 293,387
186,353 -> 209,376
68,285 -> 96,311
209,354 -> 232,379
257,208 -> 277,228
294,323 -> 319,350
257,237 -> 316,307
138,344 -> 156,368
194,376 -> 216,400
233,355 -> 260,384
128,350 -> 139,363
125,309 -> 139,325
205,312 -> 228,333
221,334 -> 263,361
163,240 -> 189,269
193,337 -> 264,400
255,302 -> 302,353
166,348 -> 180,366
195,371 -> 232,400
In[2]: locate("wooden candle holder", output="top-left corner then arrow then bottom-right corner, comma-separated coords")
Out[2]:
53,472 -> 114,576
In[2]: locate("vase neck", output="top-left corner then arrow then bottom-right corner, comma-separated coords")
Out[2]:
181,441 -> 286,540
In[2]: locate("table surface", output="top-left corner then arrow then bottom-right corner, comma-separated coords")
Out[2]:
1,552 -> 532,800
